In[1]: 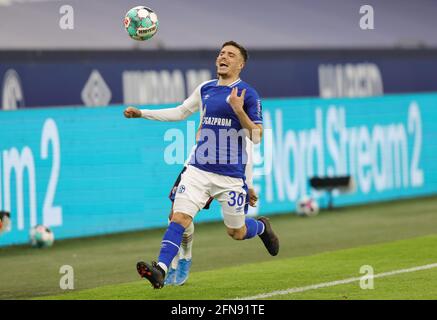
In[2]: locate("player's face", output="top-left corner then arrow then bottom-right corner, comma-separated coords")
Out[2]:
216,45 -> 244,78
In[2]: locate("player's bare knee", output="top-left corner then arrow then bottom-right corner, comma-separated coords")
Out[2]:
171,212 -> 192,228
227,227 -> 246,240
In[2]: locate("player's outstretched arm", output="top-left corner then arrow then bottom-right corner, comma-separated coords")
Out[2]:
123,82 -> 205,121
123,104 -> 194,121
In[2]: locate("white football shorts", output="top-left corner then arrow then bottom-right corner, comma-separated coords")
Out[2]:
173,165 -> 249,229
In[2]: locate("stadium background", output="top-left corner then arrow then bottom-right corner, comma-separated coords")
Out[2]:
1,0 -> 437,300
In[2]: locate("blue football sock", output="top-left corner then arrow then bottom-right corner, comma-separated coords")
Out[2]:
158,222 -> 185,270
243,218 -> 265,239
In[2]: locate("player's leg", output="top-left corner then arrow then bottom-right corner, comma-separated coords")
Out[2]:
167,214 -> 195,286
158,211 -> 193,273
164,209 -> 179,285
179,221 -> 194,261
165,166 -> 194,286
173,221 -> 192,286
136,211 -> 191,289
165,165 -> 198,286
172,213 -> 194,286
137,166 -> 210,288
225,216 -> 279,256
214,178 -> 279,256
173,195 -> 212,286
164,167 -> 185,285
136,211 -> 193,289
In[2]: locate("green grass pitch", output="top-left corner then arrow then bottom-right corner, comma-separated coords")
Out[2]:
1,196 -> 437,300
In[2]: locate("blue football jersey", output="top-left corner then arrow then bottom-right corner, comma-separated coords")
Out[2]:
189,79 -> 263,178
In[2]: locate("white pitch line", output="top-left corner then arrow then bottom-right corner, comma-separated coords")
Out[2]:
236,263 -> 437,300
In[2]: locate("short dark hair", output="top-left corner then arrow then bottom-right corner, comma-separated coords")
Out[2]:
221,41 -> 248,62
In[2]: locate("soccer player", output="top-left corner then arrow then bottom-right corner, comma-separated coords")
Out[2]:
126,93 -> 259,286
124,41 -> 279,289
164,139 -> 258,286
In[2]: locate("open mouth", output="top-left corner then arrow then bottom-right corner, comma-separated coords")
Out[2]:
219,62 -> 228,68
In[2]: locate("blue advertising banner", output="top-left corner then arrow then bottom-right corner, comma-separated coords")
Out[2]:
255,94 -> 437,213
1,92 -> 437,246
2,50 -> 437,110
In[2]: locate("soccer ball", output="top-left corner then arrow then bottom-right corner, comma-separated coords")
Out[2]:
30,225 -> 55,248
124,6 -> 159,41
296,196 -> 319,217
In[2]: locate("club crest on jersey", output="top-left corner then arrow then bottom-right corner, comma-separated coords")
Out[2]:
178,185 -> 186,193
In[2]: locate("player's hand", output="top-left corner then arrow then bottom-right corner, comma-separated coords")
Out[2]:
228,87 -> 246,115
248,188 -> 258,207
123,106 -> 142,118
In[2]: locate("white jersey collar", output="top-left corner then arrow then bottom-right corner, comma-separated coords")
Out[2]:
216,78 -> 242,88
228,78 -> 242,88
